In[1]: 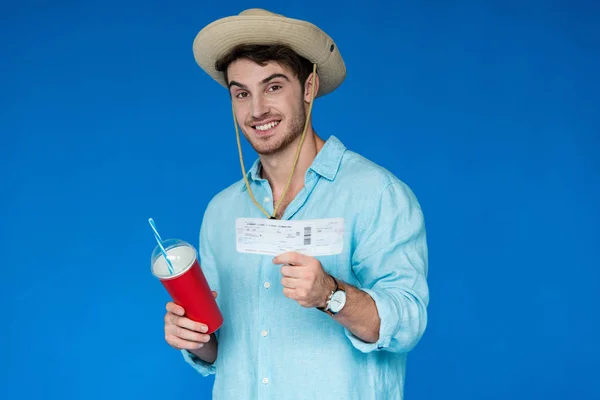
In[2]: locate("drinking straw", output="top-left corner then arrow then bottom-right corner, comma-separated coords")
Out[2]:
148,218 -> 174,275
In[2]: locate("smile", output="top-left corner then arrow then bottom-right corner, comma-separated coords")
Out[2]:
253,121 -> 280,131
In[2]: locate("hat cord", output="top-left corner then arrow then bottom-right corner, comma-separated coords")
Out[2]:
232,63 -> 318,219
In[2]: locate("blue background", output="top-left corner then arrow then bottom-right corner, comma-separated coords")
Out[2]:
2,1 -> 599,399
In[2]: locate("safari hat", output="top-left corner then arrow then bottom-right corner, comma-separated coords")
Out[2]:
192,8 -> 346,97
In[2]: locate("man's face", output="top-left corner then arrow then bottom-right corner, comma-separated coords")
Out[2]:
227,58 -> 307,156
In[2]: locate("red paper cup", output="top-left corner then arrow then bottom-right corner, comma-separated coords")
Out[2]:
151,239 -> 223,334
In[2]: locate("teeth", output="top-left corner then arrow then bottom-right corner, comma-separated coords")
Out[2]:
255,121 -> 279,131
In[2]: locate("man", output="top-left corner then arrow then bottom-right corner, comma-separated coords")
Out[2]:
163,8 -> 429,400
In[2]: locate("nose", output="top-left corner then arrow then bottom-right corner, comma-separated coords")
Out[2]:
251,94 -> 269,120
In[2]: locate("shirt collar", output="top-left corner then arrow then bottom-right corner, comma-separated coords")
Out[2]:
240,135 -> 346,191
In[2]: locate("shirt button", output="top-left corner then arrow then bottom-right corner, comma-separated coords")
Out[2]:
264,282 -> 271,289
264,196 -> 270,203
261,330 -> 268,337
262,377 -> 269,384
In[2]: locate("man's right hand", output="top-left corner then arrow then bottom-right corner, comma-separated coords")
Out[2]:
164,291 -> 218,351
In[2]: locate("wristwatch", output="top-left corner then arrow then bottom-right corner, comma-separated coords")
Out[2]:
318,275 -> 346,315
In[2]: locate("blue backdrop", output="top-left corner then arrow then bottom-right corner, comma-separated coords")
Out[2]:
2,1 -> 599,399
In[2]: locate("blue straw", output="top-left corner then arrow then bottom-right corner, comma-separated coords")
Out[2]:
148,218 -> 174,275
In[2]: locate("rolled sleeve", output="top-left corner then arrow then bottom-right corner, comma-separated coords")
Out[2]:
181,350 -> 216,377
346,180 -> 429,354
344,288 -> 394,352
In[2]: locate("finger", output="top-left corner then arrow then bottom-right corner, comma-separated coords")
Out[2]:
280,264 -> 305,278
281,276 -> 299,289
212,291 -> 218,299
168,324 -> 211,343
273,251 -> 305,266
166,333 -> 207,350
166,302 -> 185,316
282,287 -> 296,299
167,313 -> 209,334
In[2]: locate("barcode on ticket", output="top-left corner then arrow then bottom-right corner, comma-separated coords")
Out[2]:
304,226 -> 312,245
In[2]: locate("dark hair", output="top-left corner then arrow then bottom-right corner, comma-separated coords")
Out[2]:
215,44 -> 314,91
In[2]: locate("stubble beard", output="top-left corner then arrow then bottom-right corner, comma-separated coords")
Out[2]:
242,100 -> 307,157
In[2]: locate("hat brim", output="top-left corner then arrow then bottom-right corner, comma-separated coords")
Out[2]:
192,14 -> 346,97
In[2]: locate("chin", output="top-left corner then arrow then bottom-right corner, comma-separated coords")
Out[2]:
243,126 -> 280,153
243,121 -> 303,156
251,140 -> 285,156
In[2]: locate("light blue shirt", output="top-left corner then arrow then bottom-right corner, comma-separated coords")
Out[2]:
183,135 -> 429,399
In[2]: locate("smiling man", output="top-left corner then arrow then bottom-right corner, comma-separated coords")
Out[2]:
161,8 -> 430,400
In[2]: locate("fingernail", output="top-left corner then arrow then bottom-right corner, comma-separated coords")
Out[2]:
201,325 -> 208,333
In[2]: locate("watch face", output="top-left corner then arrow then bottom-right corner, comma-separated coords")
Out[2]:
329,291 -> 346,313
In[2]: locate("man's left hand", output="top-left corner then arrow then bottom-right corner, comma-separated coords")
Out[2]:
273,252 -> 334,308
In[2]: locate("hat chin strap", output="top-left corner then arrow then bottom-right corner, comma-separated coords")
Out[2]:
233,63 -> 318,219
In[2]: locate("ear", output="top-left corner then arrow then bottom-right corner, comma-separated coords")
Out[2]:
303,72 -> 319,103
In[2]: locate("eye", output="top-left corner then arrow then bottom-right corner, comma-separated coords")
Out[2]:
235,91 -> 249,99
268,85 -> 282,92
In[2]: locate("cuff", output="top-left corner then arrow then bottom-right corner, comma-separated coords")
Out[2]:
343,288 -> 395,353
181,350 -> 216,377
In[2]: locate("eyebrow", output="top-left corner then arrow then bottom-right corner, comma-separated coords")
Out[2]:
228,73 -> 290,90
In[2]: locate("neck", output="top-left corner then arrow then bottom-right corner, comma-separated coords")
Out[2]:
259,128 -> 325,204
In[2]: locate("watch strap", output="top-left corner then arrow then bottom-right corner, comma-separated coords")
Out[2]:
317,275 -> 339,315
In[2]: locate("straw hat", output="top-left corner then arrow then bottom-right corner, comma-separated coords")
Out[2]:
192,8 -> 346,98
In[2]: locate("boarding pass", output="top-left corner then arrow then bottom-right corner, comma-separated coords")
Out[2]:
235,217 -> 344,256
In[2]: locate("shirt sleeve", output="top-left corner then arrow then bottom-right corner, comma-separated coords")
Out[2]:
345,180 -> 429,354
180,203 -> 221,376
181,349 -> 217,376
